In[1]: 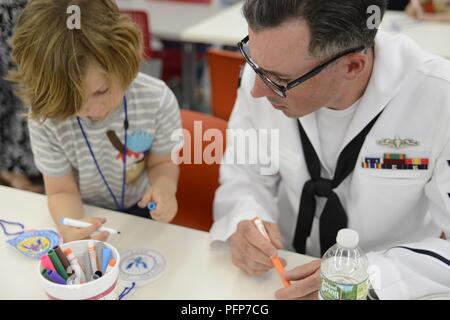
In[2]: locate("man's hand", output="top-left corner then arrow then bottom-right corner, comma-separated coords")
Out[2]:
229,219 -> 285,276
275,260 -> 321,300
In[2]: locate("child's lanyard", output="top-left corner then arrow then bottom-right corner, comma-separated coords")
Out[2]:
77,96 -> 129,211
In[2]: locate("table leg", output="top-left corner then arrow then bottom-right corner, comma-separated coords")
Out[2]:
181,42 -> 197,110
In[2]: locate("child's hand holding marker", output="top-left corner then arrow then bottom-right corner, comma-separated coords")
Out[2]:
59,217 -> 116,242
138,182 -> 178,222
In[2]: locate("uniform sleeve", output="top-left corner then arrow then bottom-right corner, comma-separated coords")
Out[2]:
366,137 -> 450,299
28,119 -> 72,177
150,85 -> 182,155
367,239 -> 450,299
210,65 -> 282,242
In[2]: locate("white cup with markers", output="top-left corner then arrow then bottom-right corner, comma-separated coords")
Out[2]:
37,239 -> 120,300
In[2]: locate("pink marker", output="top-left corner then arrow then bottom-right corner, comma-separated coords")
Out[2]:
40,255 -> 57,273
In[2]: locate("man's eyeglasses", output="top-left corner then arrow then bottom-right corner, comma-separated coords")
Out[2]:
237,35 -> 367,98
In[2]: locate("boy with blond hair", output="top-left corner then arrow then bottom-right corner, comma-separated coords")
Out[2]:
9,0 -> 182,242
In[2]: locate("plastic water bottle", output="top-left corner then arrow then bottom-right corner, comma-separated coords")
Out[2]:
319,229 -> 369,300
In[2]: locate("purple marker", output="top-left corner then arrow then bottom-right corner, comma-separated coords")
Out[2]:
147,202 -> 157,211
46,269 -> 66,285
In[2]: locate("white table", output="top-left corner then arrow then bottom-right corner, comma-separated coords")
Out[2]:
182,2 -> 450,58
380,11 -> 450,58
117,0 -> 222,41
116,0 -> 224,109
0,186 -> 315,299
181,1 -> 246,46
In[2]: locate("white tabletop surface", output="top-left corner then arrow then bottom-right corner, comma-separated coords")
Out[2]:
380,11 -> 450,58
0,186 -> 315,299
181,2 -> 450,58
116,0 -> 223,41
180,1 -> 247,45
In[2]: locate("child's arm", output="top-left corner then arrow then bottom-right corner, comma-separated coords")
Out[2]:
44,172 -> 109,242
138,153 -> 179,222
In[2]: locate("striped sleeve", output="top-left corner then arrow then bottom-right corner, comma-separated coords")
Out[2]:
151,85 -> 182,154
28,119 -> 72,177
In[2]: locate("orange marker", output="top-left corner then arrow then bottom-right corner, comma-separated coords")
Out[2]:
105,258 -> 116,274
253,217 -> 291,288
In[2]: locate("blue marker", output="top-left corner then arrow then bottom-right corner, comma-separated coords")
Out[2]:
147,202 -> 157,211
101,246 -> 112,274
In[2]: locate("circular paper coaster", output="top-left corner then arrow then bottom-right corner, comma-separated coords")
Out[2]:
118,248 -> 167,287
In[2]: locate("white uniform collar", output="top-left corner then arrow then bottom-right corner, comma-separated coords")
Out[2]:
299,30 -> 436,165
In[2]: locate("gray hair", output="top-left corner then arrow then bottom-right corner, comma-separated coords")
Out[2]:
243,0 -> 387,58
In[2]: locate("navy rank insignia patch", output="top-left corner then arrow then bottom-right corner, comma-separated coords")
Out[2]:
362,153 -> 429,170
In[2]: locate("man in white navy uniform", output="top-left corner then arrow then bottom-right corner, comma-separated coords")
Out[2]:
211,0 -> 450,299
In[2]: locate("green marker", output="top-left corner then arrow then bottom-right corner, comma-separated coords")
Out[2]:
41,268 -> 51,281
48,249 -> 69,280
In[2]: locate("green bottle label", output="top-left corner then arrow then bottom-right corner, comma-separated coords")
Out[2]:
319,273 -> 369,300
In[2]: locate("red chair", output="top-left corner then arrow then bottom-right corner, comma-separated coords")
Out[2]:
207,48 -> 245,121
171,110 -> 228,231
120,9 -> 182,82
119,10 -> 153,59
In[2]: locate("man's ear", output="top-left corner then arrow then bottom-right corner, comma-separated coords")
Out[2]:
340,53 -> 368,81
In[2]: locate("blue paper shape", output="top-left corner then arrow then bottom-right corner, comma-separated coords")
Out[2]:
6,229 -> 61,259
